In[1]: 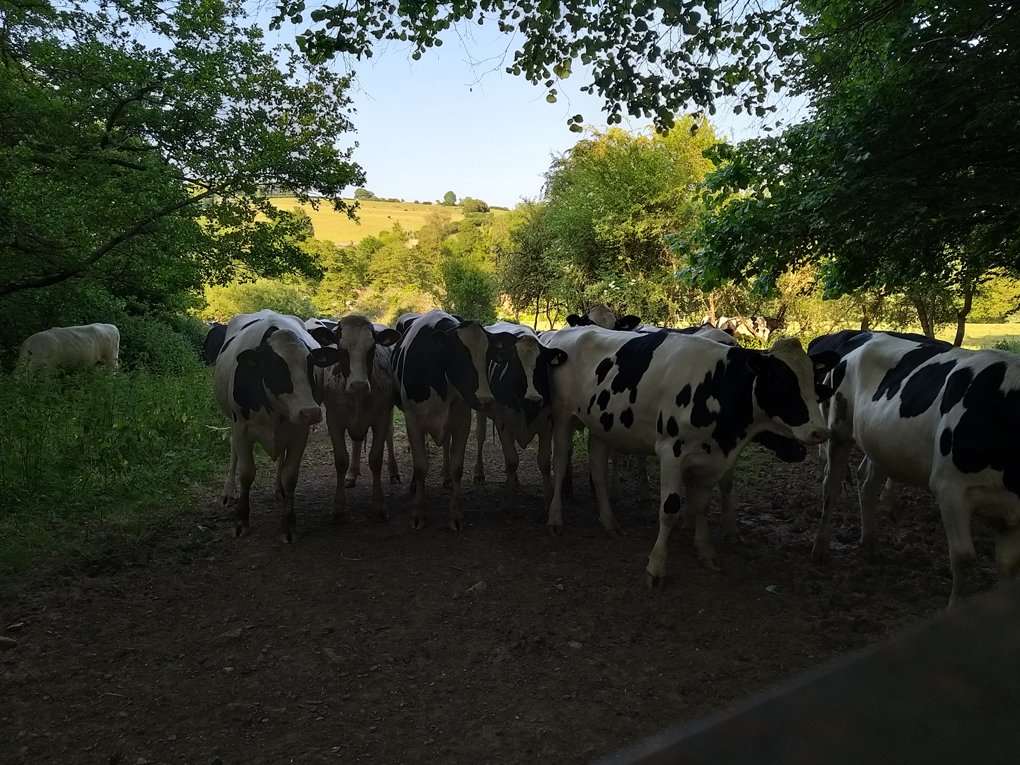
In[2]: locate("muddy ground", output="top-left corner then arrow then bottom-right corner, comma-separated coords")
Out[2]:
1,425 -> 999,764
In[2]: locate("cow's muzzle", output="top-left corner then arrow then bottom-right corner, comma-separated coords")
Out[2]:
293,406 -> 323,426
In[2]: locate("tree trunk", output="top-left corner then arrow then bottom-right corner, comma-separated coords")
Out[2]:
708,292 -> 717,325
953,285 -> 974,347
912,297 -> 934,338
545,298 -> 554,329
534,295 -> 540,330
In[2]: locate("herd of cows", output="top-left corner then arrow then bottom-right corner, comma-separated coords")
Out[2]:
16,306 -> 1020,609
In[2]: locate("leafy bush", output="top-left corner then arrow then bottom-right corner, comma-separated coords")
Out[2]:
439,257 -> 498,325
993,338 -> 1020,354
118,316 -> 200,373
460,197 -> 490,213
200,279 -> 319,322
0,362 -> 226,572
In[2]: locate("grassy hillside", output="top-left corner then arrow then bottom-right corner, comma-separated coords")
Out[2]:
271,197 -> 469,245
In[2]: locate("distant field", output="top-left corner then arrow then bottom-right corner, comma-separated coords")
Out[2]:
931,322 -> 1020,349
269,197 -> 471,245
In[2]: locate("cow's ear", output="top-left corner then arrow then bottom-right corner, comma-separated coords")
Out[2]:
810,350 -> 841,374
488,332 -> 519,352
815,382 -> 835,402
310,347 -> 342,368
720,326 -> 735,336
566,314 -> 582,327
309,326 -> 335,347
375,328 -> 402,347
233,349 -> 264,414
615,315 -> 642,332
544,347 -> 568,366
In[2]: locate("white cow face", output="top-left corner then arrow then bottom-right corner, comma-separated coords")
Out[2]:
749,338 -> 837,445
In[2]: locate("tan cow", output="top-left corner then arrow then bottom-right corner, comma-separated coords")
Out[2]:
19,323 -> 120,372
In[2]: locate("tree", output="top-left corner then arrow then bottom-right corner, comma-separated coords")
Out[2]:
354,188 -> 376,200
685,2 -> 1020,343
442,191 -> 458,207
541,118 -> 719,324
0,0 -> 363,353
275,0 -> 803,131
460,197 -> 490,214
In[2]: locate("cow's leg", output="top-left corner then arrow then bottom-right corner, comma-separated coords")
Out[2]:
441,440 -> 452,490
278,426 -> 310,544
233,436 -> 256,538
446,403 -> 471,531
562,442 -> 574,500
719,468 -> 740,543
812,433 -> 855,564
274,454 -> 285,499
406,416 -> 430,529
496,423 -> 520,522
636,455 -> 651,502
645,461 -> 687,588
687,478 -> 720,571
474,411 -> 487,484
385,416 -> 401,484
367,421 -> 388,521
221,436 -> 238,506
538,426 -> 554,514
856,456 -> 889,560
995,523 -> 1020,586
345,437 -> 363,488
880,477 -> 897,519
590,438 -> 623,537
547,415 -> 573,534
608,449 -> 621,501
328,416 -> 351,523
935,490 -> 975,609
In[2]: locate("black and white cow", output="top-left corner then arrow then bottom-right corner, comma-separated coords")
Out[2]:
321,315 -> 402,522
393,310 -> 518,530
213,310 -> 340,541
472,322 -> 568,520
541,327 -> 836,585
566,304 -> 642,332
811,331 -> 1020,608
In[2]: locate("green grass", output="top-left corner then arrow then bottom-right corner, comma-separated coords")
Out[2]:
0,363 -> 228,574
273,198 -> 468,245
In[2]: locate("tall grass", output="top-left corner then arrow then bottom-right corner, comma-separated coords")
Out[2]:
0,363 -> 227,573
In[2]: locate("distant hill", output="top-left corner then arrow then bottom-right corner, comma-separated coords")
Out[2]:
270,197 -> 487,245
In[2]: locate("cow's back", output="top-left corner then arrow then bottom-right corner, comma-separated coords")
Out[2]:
20,323 -> 120,371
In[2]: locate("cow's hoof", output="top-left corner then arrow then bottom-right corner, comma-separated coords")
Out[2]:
389,475 -> 402,484
274,487 -> 285,500
473,474 -> 485,485
699,555 -> 722,572
281,530 -> 300,544
344,476 -> 357,489
604,526 -> 625,539
810,544 -> 830,565
221,495 -> 236,507
332,511 -> 348,524
448,518 -> 464,532
374,509 -> 388,522
409,516 -> 427,530
643,570 -> 665,590
443,478 -> 453,490
547,524 -> 564,537
233,524 -> 249,538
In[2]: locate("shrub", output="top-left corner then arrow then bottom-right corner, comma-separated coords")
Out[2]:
994,338 -> 1020,354
0,363 -> 226,572
439,258 -> 498,325
118,316 -> 199,373
200,279 -> 319,322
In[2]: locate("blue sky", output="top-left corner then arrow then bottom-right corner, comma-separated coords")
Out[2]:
264,14 -> 806,208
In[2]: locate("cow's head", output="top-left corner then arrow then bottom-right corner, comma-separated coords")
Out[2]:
494,332 -> 569,412
566,304 -> 641,332
322,315 -> 401,395
746,338 -> 839,445
233,326 -> 341,425
432,321 -> 519,409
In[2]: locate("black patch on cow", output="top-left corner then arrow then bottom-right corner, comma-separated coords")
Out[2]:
691,361 -> 726,428
752,431 -> 807,463
656,412 -> 663,434
620,408 -> 634,428
595,358 -> 614,385
672,439 -> 684,457
830,359 -> 848,392
487,338 -> 554,425
807,330 -> 870,357
587,393 -> 597,415
597,389 -> 611,412
675,384 -> 692,408
202,323 -> 227,364
940,427 -> 953,456
232,348 -> 267,419
702,443 -> 712,454
610,332 -> 668,404
949,362 -> 1020,496
941,367 -> 974,414
666,416 -> 679,438
687,351 -> 756,456
663,492 -> 682,515
600,412 -> 614,431
899,360 -> 958,418
750,354 -> 811,428
260,344 -> 294,398
394,315 -> 457,404
873,345 -> 951,403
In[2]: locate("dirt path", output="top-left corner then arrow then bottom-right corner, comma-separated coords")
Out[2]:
1,427 -> 997,764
